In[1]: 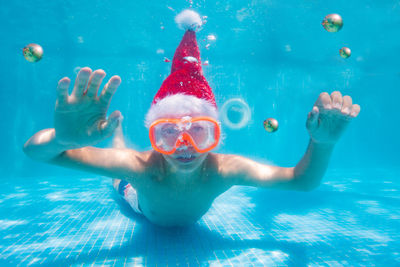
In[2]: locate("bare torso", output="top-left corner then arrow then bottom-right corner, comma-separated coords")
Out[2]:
129,152 -> 232,227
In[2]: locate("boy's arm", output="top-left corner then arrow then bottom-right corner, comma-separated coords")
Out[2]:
23,128 -> 147,182
52,147 -> 148,182
217,140 -> 333,191
218,91 -> 360,191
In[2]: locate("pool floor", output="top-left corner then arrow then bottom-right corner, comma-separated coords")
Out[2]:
0,169 -> 399,266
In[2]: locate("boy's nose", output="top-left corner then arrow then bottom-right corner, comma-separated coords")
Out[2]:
176,139 -> 191,148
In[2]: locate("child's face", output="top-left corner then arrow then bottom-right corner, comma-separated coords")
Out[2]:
149,115 -> 219,172
149,116 -> 220,161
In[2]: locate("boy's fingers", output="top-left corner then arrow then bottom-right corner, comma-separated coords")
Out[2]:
341,95 -> 353,115
99,110 -> 123,137
314,92 -> 332,112
331,91 -> 343,110
72,67 -> 91,97
99,76 -> 121,105
350,104 -> 361,118
56,77 -> 70,104
306,106 -> 319,131
86,69 -> 106,98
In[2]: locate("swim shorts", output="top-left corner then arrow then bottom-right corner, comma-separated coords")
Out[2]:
118,180 -> 142,214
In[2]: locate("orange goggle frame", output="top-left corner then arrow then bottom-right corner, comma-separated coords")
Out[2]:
149,116 -> 221,155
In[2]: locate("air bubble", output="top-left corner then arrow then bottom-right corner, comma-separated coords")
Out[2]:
207,34 -> 216,41
73,66 -> 81,74
220,98 -> 251,130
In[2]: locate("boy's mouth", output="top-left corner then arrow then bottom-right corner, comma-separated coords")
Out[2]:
175,154 -> 196,163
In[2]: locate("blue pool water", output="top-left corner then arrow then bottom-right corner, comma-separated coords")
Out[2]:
1,0 -> 399,266
0,170 -> 399,266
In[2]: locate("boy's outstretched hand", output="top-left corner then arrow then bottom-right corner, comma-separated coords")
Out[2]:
306,91 -> 360,145
54,67 -> 123,148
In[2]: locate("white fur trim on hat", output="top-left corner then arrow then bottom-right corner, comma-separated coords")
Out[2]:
145,94 -> 218,128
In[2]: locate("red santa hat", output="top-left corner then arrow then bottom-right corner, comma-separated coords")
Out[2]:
145,9 -> 218,127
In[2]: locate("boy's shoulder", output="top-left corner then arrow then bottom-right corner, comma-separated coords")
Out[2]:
204,153 -> 238,183
135,150 -> 164,168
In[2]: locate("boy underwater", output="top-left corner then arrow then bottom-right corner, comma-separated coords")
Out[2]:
23,10 -> 360,227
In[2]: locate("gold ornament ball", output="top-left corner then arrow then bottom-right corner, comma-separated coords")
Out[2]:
322,14 -> 343,32
339,47 -> 351,59
263,118 -> 278,133
23,43 -> 43,62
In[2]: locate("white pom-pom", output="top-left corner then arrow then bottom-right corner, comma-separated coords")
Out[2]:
175,9 -> 203,31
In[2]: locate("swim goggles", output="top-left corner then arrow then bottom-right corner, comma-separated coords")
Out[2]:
149,116 -> 221,155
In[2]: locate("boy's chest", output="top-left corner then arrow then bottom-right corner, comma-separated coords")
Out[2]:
137,173 -> 227,226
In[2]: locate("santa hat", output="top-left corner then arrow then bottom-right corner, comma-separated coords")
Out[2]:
145,10 -> 218,127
